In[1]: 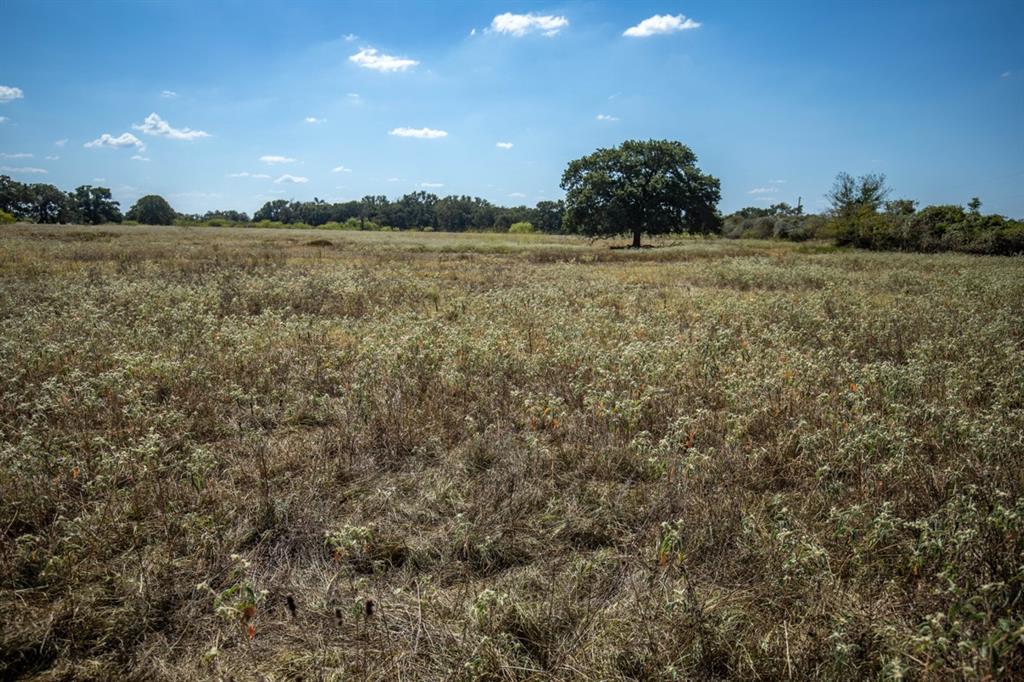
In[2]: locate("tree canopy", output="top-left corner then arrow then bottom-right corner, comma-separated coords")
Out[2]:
70,185 -> 122,225
126,195 -> 176,225
560,139 -> 721,247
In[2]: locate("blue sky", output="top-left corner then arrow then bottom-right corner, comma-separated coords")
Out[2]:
1,1 -> 1022,217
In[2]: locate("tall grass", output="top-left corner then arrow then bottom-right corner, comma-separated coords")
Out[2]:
2,224 -> 1023,679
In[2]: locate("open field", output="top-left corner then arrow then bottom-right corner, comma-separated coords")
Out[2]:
2,224 -> 1023,680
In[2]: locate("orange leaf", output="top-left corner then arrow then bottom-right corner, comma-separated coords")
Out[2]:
247,623 -> 256,640
71,466 -> 80,480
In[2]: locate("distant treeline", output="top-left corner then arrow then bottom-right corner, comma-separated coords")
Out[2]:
202,193 -> 568,233
721,174 -> 1024,255
3,172 -> 1022,255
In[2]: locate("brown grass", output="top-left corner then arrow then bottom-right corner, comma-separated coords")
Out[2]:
1,224 -> 1023,680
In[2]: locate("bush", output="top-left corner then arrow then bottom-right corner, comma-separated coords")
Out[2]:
0,209 -> 15,224
508,221 -> 536,234
126,195 -> 176,225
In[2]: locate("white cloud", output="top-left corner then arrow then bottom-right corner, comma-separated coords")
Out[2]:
596,114 -> 619,121
491,12 -> 569,37
420,182 -> 444,188
305,116 -> 325,124
496,141 -> 514,149
344,33 -> 359,42
1,166 -> 46,174
55,139 -> 68,147
228,171 -> 271,178
1002,71 -> 1013,78
386,177 -> 400,182
85,132 -> 146,150
346,92 -> 362,102
771,179 -> 787,184
131,155 -> 150,162
0,117 -> 7,124
275,174 -> 309,184
1,152 -> 33,159
508,192 -> 527,198
0,86 -> 24,103
624,14 -> 701,37
748,187 -> 779,194
260,155 -> 296,164
160,90 -> 178,98
349,48 -> 419,72
389,127 -> 448,139
133,112 -> 210,140
332,165 -> 353,173
469,28 -> 477,37
45,155 -> 59,161
93,178 -> 105,182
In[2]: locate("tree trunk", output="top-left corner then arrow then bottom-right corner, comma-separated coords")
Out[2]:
632,229 -> 642,248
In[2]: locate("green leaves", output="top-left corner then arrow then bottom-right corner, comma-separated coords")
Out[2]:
561,139 -> 721,245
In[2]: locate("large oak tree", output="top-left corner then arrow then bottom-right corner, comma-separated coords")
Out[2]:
560,139 -> 721,247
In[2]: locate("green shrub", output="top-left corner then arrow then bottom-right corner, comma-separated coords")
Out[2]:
0,210 -> 15,224
508,221 -> 536,234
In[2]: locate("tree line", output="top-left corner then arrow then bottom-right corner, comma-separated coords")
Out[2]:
2,139 -> 1021,255
721,173 -> 1023,255
0,175 -> 180,226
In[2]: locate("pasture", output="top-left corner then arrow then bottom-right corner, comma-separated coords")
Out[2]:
1,224 -> 1022,679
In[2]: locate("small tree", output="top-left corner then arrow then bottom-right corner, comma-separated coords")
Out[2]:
826,172 -> 890,216
126,195 -> 176,225
561,139 -> 721,247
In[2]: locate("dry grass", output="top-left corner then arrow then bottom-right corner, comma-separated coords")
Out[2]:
1,224 -> 1023,680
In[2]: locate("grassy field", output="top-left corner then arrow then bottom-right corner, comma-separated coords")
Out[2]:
2,224 -> 1023,680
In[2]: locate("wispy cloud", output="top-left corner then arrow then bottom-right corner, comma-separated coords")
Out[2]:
595,114 -> 619,122
349,48 -> 419,72
55,139 -> 68,147
346,92 -> 362,103
1002,70 -> 1013,78
420,182 -> 444,188
275,174 -> 308,184
85,132 -> 145,150
305,116 -> 325,124
45,155 -> 59,161
389,127 -> 448,139
0,86 -> 24,103
624,14 -> 701,37
260,155 -> 296,164
748,186 -> 779,194
332,165 -> 353,173
131,155 -> 150,162
508,192 -> 527,198
160,90 -> 178,98
491,12 -> 569,37
496,141 -> 514,149
1,166 -> 46,174
0,117 -> 7,124
343,33 -> 359,42
228,171 -> 271,178
1,152 -> 33,159
133,113 -> 210,140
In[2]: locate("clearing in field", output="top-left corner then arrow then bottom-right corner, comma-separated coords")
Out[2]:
1,225 -> 1023,679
